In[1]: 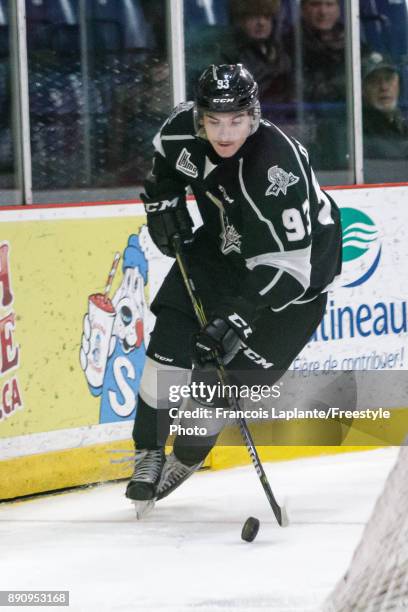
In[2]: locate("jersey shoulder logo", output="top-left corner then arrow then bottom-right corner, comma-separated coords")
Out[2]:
176,148 -> 198,178
265,165 -> 299,197
167,101 -> 194,125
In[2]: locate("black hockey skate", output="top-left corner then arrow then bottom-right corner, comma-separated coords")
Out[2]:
156,452 -> 203,501
126,449 -> 165,518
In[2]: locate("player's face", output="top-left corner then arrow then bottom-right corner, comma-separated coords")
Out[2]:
240,15 -> 273,40
363,70 -> 399,113
302,0 -> 340,32
203,111 -> 252,158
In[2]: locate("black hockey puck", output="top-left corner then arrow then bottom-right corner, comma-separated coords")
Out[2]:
241,517 -> 260,542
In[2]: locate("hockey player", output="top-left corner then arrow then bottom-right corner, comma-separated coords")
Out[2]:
126,64 -> 342,511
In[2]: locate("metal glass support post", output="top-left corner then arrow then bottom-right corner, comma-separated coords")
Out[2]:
79,0 -> 92,186
345,0 -> 364,185
293,0 -> 305,131
167,0 -> 186,106
13,0 -> 32,204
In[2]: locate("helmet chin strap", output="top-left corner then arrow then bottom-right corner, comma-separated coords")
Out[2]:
193,107 -> 208,140
248,102 -> 262,135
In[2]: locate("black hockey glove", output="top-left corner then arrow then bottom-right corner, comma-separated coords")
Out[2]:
193,318 -> 242,366
142,193 -> 193,258
192,307 -> 254,367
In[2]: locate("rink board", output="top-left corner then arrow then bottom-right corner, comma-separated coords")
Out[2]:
0,185 -> 407,499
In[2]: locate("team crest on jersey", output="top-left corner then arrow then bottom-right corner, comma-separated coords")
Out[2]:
167,101 -> 194,124
266,165 -> 299,197
220,210 -> 241,255
176,148 -> 198,178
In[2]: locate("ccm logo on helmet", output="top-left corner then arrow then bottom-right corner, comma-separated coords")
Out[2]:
228,313 -> 252,338
212,98 -> 235,103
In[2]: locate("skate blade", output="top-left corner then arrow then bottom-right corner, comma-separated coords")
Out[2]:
133,500 -> 155,520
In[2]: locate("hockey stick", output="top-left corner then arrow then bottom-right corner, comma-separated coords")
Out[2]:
172,234 -> 289,528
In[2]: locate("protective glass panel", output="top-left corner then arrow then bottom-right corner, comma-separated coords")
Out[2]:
183,0 -> 354,186
360,0 -> 408,184
26,0 -> 170,203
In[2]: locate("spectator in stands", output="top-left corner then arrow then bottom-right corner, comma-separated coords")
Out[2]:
284,0 -> 346,104
221,0 -> 292,105
362,52 -> 408,160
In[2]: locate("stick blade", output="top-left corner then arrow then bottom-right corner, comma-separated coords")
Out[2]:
279,504 -> 290,527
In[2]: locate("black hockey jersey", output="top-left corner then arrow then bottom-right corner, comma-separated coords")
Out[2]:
144,102 -> 342,320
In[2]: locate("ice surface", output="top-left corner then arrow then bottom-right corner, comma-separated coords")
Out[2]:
0,448 -> 398,612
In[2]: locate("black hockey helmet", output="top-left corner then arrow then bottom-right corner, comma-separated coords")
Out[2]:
194,64 -> 261,137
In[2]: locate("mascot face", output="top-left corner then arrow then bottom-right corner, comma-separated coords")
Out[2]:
112,267 -> 144,353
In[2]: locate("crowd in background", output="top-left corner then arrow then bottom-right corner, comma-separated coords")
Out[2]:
0,0 -> 407,194
186,0 -> 407,180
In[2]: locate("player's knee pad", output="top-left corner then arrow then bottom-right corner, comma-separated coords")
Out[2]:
134,356 -> 190,448
139,356 -> 191,409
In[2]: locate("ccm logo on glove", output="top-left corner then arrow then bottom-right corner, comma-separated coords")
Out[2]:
144,197 -> 179,213
228,313 -> 252,339
142,192 -> 193,258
